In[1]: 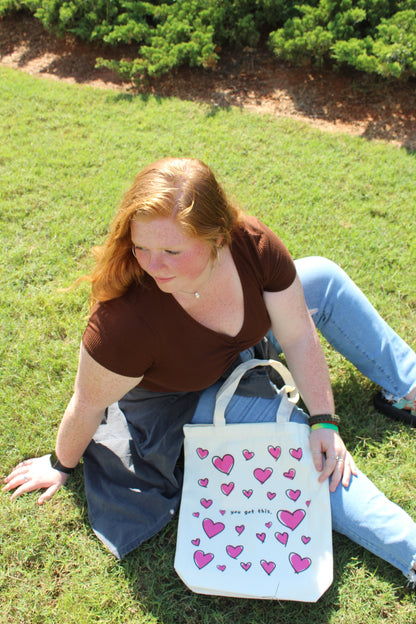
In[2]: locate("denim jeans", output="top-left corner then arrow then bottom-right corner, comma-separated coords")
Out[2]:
288,257 -> 416,399
192,385 -> 416,581
192,257 -> 416,580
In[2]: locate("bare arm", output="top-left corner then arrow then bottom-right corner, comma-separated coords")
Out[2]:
264,275 -> 357,490
55,343 -> 142,467
264,275 -> 334,416
3,343 -> 142,504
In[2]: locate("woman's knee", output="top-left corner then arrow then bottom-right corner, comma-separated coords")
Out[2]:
295,256 -> 347,288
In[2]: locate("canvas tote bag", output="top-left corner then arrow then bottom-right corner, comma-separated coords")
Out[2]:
174,359 -> 333,601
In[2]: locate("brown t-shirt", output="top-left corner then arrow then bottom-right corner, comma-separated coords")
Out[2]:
82,215 -> 296,392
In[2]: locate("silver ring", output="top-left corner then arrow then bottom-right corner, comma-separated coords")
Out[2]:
23,475 -> 28,482
335,456 -> 344,463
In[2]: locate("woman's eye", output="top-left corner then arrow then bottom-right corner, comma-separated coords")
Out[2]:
165,250 -> 180,256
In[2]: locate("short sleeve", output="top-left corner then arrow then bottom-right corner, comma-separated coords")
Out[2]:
82,293 -> 158,378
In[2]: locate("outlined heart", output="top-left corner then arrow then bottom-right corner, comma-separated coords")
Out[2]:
268,445 -> 281,460
191,538 -> 200,546
256,532 -> 266,543
283,469 -> 296,480
194,550 -> 214,569
226,545 -> 243,559
196,448 -> 209,459
235,525 -> 245,535
275,531 -> 289,546
243,449 -> 254,460
302,535 -> 311,544
267,491 -> 276,500
219,509 -> 226,515
289,447 -> 303,461
286,489 -> 301,502
221,482 -> 235,496
265,521 -> 272,529
253,467 -> 273,484
217,564 -> 226,571
240,562 -> 252,571
260,560 -> 276,575
289,552 -> 311,573
192,512 -> 200,518
242,489 -> 253,498
212,454 -> 234,474
202,518 -> 225,539
198,478 -> 208,487
200,498 -> 213,509
277,509 -> 306,531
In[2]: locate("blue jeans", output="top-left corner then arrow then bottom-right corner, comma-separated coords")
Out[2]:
192,257 -> 416,580
192,386 -> 416,581
289,257 -> 416,399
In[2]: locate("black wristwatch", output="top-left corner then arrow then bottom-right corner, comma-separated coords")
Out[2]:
50,451 -> 77,475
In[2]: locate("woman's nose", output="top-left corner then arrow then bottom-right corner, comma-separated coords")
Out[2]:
147,252 -> 166,273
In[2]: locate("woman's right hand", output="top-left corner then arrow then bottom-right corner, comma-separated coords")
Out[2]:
2,455 -> 69,505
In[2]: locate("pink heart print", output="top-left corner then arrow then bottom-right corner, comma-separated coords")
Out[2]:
202,518 -> 225,539
277,509 -> 306,531
275,531 -> 289,546
261,560 -> 276,575
194,550 -> 214,569
286,489 -> 301,502
217,565 -> 226,571
289,552 -> 312,573
268,445 -> 281,460
243,489 -> 253,498
219,509 -> 226,515
200,498 -> 213,509
265,521 -> 272,529
226,545 -> 244,559
290,447 -> 303,461
243,449 -> 254,460
301,535 -> 311,544
221,482 -> 235,496
256,532 -> 266,543
191,538 -> 200,546
267,492 -> 276,500
240,562 -> 252,571
283,469 -> 296,480
253,467 -> 273,484
192,512 -> 200,518
213,454 -> 234,475
196,448 -> 209,459
235,525 -> 245,535
198,478 -> 208,487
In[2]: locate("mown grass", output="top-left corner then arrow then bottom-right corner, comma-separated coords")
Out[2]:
0,66 -> 415,623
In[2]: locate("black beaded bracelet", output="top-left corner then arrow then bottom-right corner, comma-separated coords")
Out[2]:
50,451 -> 76,475
308,413 -> 341,427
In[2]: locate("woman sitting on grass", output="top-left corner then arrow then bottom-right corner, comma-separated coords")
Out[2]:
4,157 -> 416,587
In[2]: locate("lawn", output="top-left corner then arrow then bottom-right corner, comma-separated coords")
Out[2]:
0,66 -> 415,623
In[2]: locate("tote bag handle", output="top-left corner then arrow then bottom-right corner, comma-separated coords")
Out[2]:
214,358 -> 299,427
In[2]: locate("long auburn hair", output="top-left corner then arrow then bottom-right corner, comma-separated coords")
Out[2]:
82,158 -> 242,307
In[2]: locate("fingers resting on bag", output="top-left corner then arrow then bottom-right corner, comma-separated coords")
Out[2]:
309,429 -> 358,492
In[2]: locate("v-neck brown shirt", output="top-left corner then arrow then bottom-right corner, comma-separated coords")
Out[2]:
82,216 -> 296,392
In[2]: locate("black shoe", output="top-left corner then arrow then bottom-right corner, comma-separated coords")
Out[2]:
373,392 -> 416,427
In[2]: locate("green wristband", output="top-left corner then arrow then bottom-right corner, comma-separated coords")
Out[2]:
310,422 -> 339,432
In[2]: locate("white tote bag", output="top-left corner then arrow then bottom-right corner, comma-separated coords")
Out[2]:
174,359 -> 333,602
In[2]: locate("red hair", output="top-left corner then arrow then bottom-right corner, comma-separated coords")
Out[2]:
80,158 -> 241,307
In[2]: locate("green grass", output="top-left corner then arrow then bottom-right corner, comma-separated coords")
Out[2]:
0,66 -> 415,623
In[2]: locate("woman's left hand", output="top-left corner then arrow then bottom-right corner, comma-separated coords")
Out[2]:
309,428 -> 357,492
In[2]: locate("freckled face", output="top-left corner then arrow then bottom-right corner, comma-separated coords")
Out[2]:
131,217 -> 213,294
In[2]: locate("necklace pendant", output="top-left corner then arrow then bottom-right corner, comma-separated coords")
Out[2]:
194,292 -> 200,299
